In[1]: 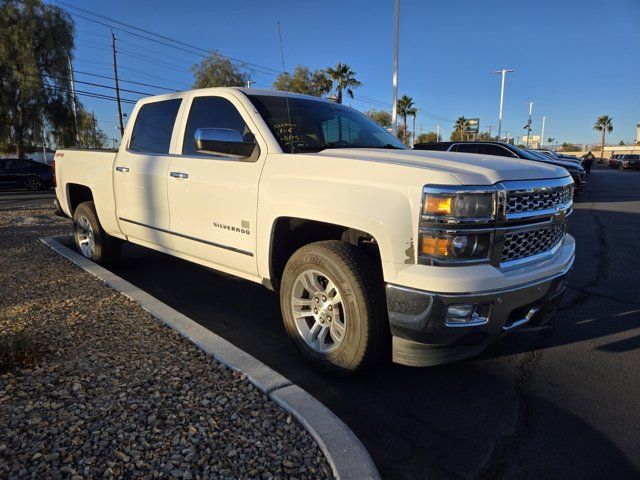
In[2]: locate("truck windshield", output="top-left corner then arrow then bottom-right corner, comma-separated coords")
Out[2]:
248,94 -> 406,153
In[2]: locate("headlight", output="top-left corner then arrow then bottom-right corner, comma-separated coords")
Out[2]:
422,189 -> 495,223
419,231 -> 492,262
419,186 -> 496,265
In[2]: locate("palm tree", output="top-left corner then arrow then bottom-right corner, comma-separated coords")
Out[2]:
396,95 -> 415,145
593,115 -> 613,159
326,63 -> 361,104
454,116 -> 468,141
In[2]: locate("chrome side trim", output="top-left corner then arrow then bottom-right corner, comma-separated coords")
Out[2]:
118,217 -> 254,257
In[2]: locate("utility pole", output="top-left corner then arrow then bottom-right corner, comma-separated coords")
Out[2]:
524,101 -> 534,148
112,31 -> 124,137
494,68 -> 514,141
65,49 -> 80,146
436,124 -> 440,141
540,115 -> 546,149
391,0 -> 399,136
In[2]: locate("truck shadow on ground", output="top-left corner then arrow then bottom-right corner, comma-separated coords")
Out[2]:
106,240 -> 639,479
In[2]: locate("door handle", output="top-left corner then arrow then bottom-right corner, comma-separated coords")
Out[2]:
115,166 -> 129,173
170,171 -> 189,179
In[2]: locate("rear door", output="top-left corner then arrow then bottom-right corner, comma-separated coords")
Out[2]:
167,92 -> 265,279
114,97 -> 182,247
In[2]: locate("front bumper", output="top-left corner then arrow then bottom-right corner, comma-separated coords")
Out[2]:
386,257 -> 573,367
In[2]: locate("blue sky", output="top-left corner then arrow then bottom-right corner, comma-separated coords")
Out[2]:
52,0 -> 640,146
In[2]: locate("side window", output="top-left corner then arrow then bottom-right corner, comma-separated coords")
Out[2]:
454,143 -> 479,153
478,144 -> 514,157
182,96 -> 250,155
129,99 -> 182,154
4,160 -> 28,169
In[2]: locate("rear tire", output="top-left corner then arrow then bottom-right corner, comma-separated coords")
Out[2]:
24,176 -> 43,191
73,201 -> 122,264
280,240 -> 388,375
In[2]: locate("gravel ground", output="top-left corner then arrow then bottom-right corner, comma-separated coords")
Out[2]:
0,204 -> 331,479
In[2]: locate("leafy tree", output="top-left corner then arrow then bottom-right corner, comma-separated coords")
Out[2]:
415,132 -> 440,144
273,65 -> 332,97
451,116 -> 468,141
477,132 -> 495,141
559,142 -> 579,152
593,115 -> 613,158
366,109 -> 392,128
396,95 -> 415,145
326,63 -> 361,104
618,140 -> 625,146
76,111 -> 107,148
192,51 -> 249,89
0,0 -> 76,158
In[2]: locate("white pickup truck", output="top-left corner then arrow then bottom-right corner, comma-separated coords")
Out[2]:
54,88 -> 575,374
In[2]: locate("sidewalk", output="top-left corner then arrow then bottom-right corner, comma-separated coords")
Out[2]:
0,205 -> 331,479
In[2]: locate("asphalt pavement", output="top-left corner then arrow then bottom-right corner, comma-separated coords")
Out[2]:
0,188 -> 55,210
20,165 -> 640,479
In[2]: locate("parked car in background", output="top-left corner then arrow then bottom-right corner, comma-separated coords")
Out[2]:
617,154 -> 640,170
0,158 -> 53,190
534,149 -> 560,160
53,88 -> 575,374
610,154 -> 623,168
414,141 -> 586,192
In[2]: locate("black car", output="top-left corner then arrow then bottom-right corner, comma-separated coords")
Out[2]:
0,158 -> 54,191
414,141 -> 586,191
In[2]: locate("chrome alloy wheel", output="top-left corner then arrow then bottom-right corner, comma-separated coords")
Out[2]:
76,215 -> 95,258
291,269 -> 346,353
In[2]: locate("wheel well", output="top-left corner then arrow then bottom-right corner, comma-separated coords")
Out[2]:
268,217 -> 381,291
67,184 -> 94,214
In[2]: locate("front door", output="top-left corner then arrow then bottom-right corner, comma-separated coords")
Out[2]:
167,93 -> 263,279
114,98 -> 182,247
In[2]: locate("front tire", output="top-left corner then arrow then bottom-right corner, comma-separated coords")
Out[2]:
280,240 -> 388,375
73,201 -> 121,264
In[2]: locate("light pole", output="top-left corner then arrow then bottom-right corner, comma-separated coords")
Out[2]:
411,112 -> 416,147
64,48 -> 80,146
494,68 -> 513,141
540,115 -> 546,149
391,0 -> 399,136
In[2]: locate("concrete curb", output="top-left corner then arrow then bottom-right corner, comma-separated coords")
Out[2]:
40,236 -> 380,480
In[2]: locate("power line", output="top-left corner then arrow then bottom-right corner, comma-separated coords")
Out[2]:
54,0 -> 281,75
73,69 -> 180,92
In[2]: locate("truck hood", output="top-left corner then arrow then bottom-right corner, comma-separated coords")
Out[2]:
315,148 -> 569,185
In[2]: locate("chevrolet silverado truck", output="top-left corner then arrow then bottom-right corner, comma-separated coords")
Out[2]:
54,88 -> 575,374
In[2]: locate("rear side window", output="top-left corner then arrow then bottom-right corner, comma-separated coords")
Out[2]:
3,160 -> 29,169
478,144 -> 514,157
453,143 -> 479,153
129,99 -> 182,154
182,96 -> 250,155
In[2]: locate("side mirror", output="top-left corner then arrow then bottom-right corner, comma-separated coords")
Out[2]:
194,128 -> 256,157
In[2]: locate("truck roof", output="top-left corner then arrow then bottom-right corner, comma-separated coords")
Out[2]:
140,87 -> 335,104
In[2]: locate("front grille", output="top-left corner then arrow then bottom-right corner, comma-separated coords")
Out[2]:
506,185 -> 572,215
501,223 -> 565,263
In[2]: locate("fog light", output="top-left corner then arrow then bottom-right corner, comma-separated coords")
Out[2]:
446,303 -> 475,320
446,303 -> 491,327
